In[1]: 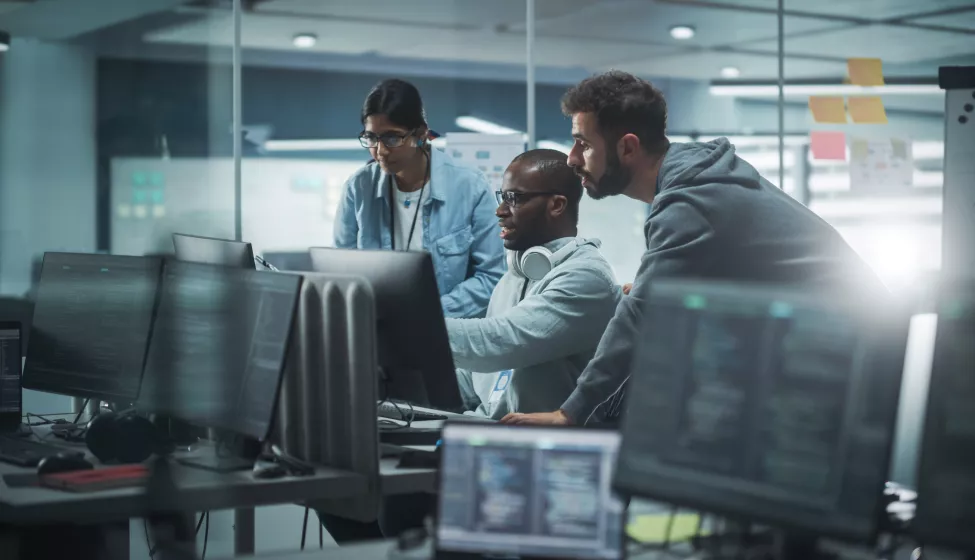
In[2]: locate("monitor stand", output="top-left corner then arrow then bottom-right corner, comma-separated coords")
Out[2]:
175,430 -> 262,473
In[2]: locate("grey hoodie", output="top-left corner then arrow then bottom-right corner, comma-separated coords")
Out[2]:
561,138 -> 888,426
447,237 -> 621,419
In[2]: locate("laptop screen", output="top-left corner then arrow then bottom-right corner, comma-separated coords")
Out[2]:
0,323 -> 22,422
437,422 -> 625,560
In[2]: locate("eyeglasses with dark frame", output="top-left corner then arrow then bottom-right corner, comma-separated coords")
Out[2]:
495,190 -> 563,208
358,129 -> 419,149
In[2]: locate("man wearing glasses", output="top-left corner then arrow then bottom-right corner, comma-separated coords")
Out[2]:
445,148 -> 622,420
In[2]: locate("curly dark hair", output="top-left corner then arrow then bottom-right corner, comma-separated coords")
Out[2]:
561,70 -> 669,156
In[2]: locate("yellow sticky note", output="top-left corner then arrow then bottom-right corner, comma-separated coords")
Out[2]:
847,58 -> 885,86
848,96 -> 888,123
626,513 -> 704,544
808,96 -> 847,124
851,139 -> 869,160
891,139 -> 908,159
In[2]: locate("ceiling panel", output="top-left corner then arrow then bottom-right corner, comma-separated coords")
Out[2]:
388,32 -> 678,68
610,50 -> 848,80
520,0 -> 848,48
0,0 -> 189,40
255,0 -> 602,28
744,24 -> 975,64
908,9 -> 975,30
679,0 -> 975,21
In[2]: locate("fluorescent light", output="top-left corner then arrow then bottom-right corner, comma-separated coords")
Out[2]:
669,134 -> 807,147
455,116 -> 522,135
537,140 -> 571,154
710,84 -> 941,97
720,66 -> 741,79
292,33 -> 317,48
669,25 -> 695,40
0,44 -> 8,53
264,138 -> 361,151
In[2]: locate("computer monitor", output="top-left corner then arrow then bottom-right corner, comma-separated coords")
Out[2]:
137,261 -> 300,441
613,280 -> 909,544
22,253 -> 163,402
913,283 -> 975,551
172,233 -> 256,269
0,322 -> 22,430
437,422 -> 625,560
308,248 -> 462,411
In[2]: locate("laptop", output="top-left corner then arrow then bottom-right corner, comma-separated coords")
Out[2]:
0,322 -> 22,432
435,422 -> 626,560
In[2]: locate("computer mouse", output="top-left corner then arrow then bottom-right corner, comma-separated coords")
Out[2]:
252,463 -> 287,479
37,453 -> 94,475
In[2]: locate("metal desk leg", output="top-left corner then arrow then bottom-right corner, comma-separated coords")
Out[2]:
235,507 -> 256,555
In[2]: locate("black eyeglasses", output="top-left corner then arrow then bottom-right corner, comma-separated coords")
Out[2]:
358,129 -> 418,149
495,190 -> 562,208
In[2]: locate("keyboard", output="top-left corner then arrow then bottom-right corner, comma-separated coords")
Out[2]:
377,401 -> 448,422
0,436 -> 77,467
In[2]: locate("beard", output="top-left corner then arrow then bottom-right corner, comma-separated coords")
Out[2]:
586,150 -> 632,200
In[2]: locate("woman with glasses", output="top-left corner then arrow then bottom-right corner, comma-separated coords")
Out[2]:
333,78 -> 504,318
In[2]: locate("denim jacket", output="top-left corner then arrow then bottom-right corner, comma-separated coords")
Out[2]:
333,148 -> 505,318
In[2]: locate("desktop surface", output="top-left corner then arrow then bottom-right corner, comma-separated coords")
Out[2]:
436,423 -> 625,560
0,323 -> 21,428
614,280 -> 909,543
137,261 -> 300,441
913,287 -> 975,551
22,253 -> 163,402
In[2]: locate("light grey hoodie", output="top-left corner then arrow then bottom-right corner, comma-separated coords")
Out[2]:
447,237 -> 621,419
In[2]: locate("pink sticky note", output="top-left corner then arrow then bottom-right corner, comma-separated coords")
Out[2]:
810,131 -> 847,161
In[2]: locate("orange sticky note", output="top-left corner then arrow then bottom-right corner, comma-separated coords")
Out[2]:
810,131 -> 846,161
808,96 -> 847,124
848,96 -> 888,123
847,58 -> 885,86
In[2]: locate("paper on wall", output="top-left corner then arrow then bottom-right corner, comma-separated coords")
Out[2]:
444,133 -> 526,192
849,137 -> 913,190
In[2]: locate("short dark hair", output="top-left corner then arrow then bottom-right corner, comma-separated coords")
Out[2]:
561,70 -> 669,155
510,149 -> 583,222
361,78 -> 427,130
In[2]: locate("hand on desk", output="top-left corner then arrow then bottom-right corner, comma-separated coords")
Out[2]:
499,409 -> 571,426
622,283 -> 633,295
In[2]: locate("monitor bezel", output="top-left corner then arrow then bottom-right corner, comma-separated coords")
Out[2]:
0,321 -> 23,430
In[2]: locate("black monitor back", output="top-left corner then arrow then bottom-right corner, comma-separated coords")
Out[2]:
614,279 -> 908,543
913,282 -> 975,551
137,261 -> 301,441
22,253 -> 162,402
0,322 -> 22,430
308,248 -> 462,411
172,233 -> 255,269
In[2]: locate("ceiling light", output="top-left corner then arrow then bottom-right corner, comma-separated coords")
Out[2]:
264,139 -> 361,151
537,140 -> 571,154
455,116 -> 522,135
0,31 -> 9,53
710,83 -> 941,97
720,66 -> 741,79
669,25 -> 695,40
292,33 -> 317,49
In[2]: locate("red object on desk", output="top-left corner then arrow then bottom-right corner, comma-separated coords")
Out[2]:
39,465 -> 149,492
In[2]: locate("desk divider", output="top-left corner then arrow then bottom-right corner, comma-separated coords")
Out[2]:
270,273 -> 380,522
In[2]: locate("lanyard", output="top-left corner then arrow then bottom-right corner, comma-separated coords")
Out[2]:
388,176 -> 425,251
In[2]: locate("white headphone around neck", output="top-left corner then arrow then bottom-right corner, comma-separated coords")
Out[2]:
508,238 -> 599,281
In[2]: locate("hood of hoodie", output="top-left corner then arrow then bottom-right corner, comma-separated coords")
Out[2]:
655,137 -> 762,198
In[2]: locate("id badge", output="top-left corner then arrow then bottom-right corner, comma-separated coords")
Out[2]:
489,370 -> 512,405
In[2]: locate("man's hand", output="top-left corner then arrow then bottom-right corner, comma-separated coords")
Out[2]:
500,409 -> 571,426
622,283 -> 633,295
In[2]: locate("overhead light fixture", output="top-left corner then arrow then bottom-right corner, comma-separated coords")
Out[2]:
292,33 -> 317,49
0,31 -> 10,53
263,137 -> 447,152
455,116 -> 522,135
710,83 -> 941,97
264,138 -> 361,151
720,66 -> 741,79
669,25 -> 695,40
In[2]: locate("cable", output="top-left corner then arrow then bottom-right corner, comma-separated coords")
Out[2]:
301,507 -> 309,550
144,519 -> 155,559
662,506 -> 677,550
72,399 -> 90,426
201,511 -> 210,560
319,515 -> 323,549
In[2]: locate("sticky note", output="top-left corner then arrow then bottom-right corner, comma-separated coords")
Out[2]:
891,138 -> 908,159
848,96 -> 888,124
851,138 -> 869,160
810,131 -> 847,161
847,58 -> 885,86
808,96 -> 847,124
626,513 -> 704,544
